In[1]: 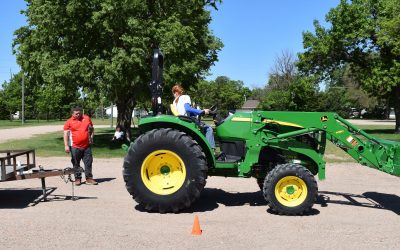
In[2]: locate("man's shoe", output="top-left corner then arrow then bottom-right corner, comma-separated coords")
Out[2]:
74,178 -> 82,186
86,178 -> 98,185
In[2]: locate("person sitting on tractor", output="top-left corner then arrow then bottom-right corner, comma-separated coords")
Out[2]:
171,84 -> 216,150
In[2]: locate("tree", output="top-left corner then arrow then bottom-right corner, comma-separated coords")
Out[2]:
268,50 -> 297,91
1,74 -> 24,121
259,50 -> 320,111
249,87 -> 267,102
189,76 -> 251,116
260,76 -> 321,111
298,0 -> 400,132
0,86 -> 10,120
13,0 -> 223,138
35,83 -> 79,120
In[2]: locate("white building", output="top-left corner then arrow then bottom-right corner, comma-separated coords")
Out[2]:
105,106 -> 148,118
105,105 -> 118,118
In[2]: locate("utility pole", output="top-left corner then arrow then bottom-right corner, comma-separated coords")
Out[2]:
9,69 -> 12,121
22,73 -> 25,125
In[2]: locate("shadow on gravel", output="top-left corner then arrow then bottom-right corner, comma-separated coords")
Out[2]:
0,188 -> 97,209
94,177 -> 115,184
363,192 -> 400,215
317,191 -> 400,215
135,188 -> 267,213
188,188 -> 267,212
266,208 -> 320,216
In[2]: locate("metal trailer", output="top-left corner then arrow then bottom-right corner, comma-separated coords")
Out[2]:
0,149 -> 77,202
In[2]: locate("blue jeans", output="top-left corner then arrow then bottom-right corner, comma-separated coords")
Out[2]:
205,125 -> 215,149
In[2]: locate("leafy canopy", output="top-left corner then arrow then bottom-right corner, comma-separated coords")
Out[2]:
13,0 -> 223,134
189,76 -> 251,116
298,0 -> 400,97
298,0 -> 400,131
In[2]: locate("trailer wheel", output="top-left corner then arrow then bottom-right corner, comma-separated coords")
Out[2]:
123,128 -> 207,213
263,163 -> 317,215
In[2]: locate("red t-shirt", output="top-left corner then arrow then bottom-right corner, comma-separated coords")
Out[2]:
64,115 -> 93,149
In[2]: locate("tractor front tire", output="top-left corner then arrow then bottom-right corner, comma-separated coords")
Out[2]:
123,128 -> 207,213
263,163 -> 317,215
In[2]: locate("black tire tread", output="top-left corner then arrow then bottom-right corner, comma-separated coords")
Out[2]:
263,163 -> 317,215
123,128 -> 207,213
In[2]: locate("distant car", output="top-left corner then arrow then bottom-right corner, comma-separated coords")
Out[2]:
389,108 -> 395,119
349,108 -> 360,118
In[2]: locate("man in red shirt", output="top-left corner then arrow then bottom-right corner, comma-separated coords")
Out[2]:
64,107 -> 97,185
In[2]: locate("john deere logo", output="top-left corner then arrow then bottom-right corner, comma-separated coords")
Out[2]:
321,116 -> 328,122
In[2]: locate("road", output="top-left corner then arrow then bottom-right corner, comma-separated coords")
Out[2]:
347,119 -> 396,126
0,125 -> 110,144
0,120 -> 398,249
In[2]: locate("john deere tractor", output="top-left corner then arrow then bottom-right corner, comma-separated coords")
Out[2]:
123,50 -> 400,215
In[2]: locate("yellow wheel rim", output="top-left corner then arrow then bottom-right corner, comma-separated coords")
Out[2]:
141,150 -> 186,195
274,176 -> 308,207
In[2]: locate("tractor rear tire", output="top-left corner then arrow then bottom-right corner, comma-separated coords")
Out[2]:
263,163 -> 317,215
123,128 -> 207,213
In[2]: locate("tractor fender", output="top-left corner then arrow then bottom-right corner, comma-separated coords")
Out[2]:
138,115 -> 216,168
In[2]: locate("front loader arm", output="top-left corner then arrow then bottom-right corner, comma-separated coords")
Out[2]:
327,115 -> 400,176
260,111 -> 400,177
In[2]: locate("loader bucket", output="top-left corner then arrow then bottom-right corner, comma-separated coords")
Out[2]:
373,138 -> 400,177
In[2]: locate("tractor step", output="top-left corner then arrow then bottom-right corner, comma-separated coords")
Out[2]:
215,153 -> 242,163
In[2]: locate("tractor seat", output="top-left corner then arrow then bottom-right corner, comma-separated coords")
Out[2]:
170,104 -> 179,116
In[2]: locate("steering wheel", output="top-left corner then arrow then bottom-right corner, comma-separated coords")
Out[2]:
197,104 -> 217,122
209,104 -> 217,112
208,104 -> 217,115
208,104 -> 218,119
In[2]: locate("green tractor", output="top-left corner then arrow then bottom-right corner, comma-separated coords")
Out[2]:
123,50 -> 400,215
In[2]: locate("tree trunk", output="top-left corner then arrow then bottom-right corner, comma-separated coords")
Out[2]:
116,99 -> 136,141
394,85 -> 400,134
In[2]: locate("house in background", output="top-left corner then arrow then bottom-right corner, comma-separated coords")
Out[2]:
105,105 -> 118,118
105,105 -> 148,118
237,100 -> 260,112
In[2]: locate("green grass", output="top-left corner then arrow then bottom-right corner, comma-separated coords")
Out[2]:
0,118 -> 136,129
0,128 -> 133,158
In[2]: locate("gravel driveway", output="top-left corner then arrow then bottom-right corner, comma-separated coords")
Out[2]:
0,121 -> 399,249
347,119 -> 396,126
0,157 -> 399,249
0,125 -> 110,144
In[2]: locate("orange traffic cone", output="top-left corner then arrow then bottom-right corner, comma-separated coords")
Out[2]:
191,215 -> 202,235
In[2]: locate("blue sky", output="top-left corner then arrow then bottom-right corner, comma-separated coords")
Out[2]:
0,0 -> 339,89
0,0 -> 27,86
208,1 -> 339,88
